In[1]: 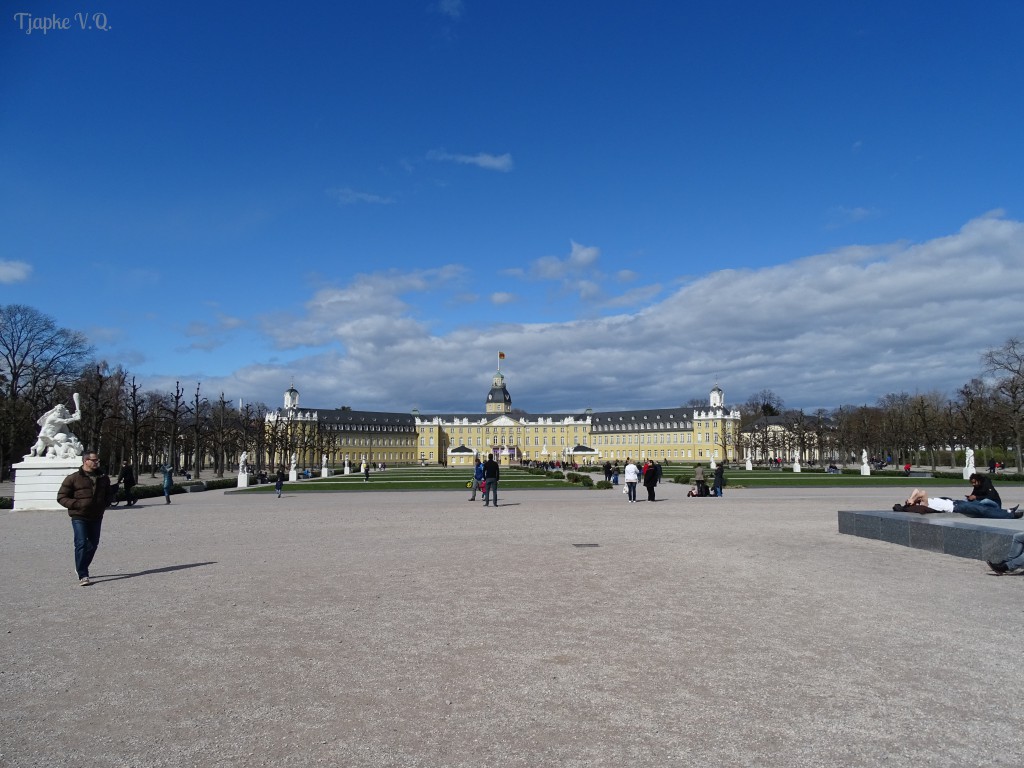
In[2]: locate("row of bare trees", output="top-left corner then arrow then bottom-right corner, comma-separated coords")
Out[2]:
0,305 -> 282,479
4,304 -> 1023,476
736,338 -> 1024,470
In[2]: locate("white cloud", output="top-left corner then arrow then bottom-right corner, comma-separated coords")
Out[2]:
427,150 -> 513,172
826,205 -> 876,229
0,260 -> 31,283
490,292 -> 517,305
195,214 -> 1024,415
438,0 -> 464,19
327,187 -> 394,205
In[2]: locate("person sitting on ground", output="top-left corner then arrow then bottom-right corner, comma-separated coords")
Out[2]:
893,480 -> 1021,518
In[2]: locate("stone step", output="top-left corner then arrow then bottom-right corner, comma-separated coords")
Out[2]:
838,509 -> 1021,561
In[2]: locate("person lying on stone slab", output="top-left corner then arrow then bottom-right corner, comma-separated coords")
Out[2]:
892,482 -> 1022,519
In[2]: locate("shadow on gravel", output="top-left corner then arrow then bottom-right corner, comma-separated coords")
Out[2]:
92,562 -> 217,583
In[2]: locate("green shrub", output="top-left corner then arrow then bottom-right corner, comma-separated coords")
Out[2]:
595,480 -> 612,490
566,472 -> 583,484
547,471 -> 565,479
580,475 -> 594,487
673,474 -> 689,484
0,497 -> 12,510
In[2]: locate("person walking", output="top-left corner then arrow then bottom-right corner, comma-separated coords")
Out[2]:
624,458 -> 639,503
482,453 -> 499,507
275,466 -> 286,498
161,463 -> 174,504
57,450 -> 111,586
694,464 -> 707,497
469,458 -> 484,501
713,464 -> 725,497
643,460 -> 658,502
116,459 -> 137,507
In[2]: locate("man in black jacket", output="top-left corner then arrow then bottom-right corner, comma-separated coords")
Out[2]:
116,459 -> 137,507
483,453 -> 500,507
57,451 -> 111,586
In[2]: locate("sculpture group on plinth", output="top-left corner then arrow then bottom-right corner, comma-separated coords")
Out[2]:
29,394 -> 84,460
14,394 -> 86,511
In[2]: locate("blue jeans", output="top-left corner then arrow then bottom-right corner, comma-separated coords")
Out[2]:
713,481 -> 723,497
953,499 -> 1013,519
483,479 -> 498,506
1002,531 -> 1024,570
626,482 -> 637,501
71,517 -> 103,579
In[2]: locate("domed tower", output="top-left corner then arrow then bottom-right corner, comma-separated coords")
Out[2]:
709,384 -> 724,410
284,383 -> 299,411
485,356 -> 512,414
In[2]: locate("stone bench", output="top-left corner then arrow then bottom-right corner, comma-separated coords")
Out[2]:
838,509 -> 1021,561
183,482 -> 207,493
905,471 -> 933,478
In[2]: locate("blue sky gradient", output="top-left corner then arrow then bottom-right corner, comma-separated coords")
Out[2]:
3,1 -> 1023,413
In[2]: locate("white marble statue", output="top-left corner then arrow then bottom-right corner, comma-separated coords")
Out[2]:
963,446 -> 976,480
290,452 -> 297,471
29,394 -> 84,459
239,451 -> 249,474
321,453 -> 327,468
861,449 -> 868,466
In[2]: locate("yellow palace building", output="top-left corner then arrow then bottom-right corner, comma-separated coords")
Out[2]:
268,357 -> 741,469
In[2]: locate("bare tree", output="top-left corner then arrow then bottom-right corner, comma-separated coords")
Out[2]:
164,382 -> 186,471
0,304 -> 92,474
983,338 -> 1024,471
742,389 -> 785,421
187,382 -> 209,479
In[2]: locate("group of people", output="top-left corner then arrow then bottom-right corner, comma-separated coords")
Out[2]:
892,473 -> 1023,576
620,458 -> 664,502
894,474 -> 1021,520
687,464 -> 725,498
468,454 -> 500,506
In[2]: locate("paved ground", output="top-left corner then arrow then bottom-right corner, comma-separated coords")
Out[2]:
2,484 -> 1023,768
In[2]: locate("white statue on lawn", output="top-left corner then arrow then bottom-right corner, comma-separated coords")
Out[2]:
239,451 -> 249,474
29,394 -> 84,459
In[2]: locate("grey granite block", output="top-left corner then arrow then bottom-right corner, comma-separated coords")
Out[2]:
838,510 -> 1024,562
878,516 -> 910,546
837,510 -> 857,535
908,522 -> 945,553
854,513 -> 882,540
943,525 -> 985,559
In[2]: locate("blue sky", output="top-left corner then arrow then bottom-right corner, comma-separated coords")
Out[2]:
3,1 -> 1023,414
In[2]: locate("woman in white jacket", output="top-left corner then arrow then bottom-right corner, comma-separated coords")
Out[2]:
623,459 -> 639,504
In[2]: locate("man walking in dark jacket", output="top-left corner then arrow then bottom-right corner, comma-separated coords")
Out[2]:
483,453 -> 500,507
116,459 -> 137,507
57,451 -> 111,586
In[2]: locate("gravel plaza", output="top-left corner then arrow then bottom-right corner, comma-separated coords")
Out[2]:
2,484 -> 1023,767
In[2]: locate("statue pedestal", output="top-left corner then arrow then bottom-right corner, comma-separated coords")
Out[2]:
12,456 -> 80,511
861,464 -> 871,476
289,470 -> 298,482
344,466 -> 351,475
793,461 -> 801,473
745,459 -> 752,471
321,468 -> 331,478
237,473 -> 250,488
